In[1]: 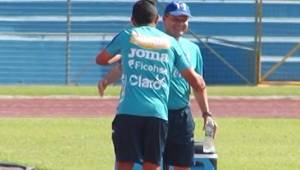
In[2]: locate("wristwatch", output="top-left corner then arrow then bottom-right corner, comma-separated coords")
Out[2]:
202,111 -> 212,118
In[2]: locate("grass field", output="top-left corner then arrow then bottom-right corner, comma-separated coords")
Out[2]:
1,85 -> 300,96
0,118 -> 299,170
1,85 -> 300,170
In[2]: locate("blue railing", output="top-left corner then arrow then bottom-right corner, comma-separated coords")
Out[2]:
0,0 -> 299,84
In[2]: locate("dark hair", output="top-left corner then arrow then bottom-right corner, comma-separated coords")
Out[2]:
132,0 -> 158,26
145,0 -> 157,5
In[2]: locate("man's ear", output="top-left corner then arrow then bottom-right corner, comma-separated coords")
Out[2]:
162,15 -> 167,22
131,16 -> 137,26
154,15 -> 159,24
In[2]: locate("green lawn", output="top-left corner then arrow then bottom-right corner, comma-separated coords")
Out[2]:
1,85 -> 299,169
1,85 -> 300,96
0,118 -> 113,170
213,118 -> 300,170
0,118 -> 299,170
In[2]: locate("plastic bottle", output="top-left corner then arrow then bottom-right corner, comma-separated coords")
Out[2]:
203,116 -> 216,153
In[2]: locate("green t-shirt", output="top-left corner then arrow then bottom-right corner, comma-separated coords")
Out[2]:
105,26 -> 191,120
168,37 -> 203,109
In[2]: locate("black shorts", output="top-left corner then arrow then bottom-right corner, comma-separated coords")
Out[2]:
163,106 -> 195,167
112,114 -> 168,165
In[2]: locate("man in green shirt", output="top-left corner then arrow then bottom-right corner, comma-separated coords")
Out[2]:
96,1 -> 210,170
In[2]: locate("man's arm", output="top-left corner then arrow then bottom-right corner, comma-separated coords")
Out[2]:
96,50 -> 122,96
180,68 -> 206,93
98,63 -> 122,96
96,50 -> 121,65
180,68 -> 218,138
193,86 -> 209,116
193,87 -> 217,138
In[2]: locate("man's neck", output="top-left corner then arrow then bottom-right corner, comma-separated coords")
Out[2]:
147,23 -> 156,27
135,23 -> 156,27
166,32 -> 180,40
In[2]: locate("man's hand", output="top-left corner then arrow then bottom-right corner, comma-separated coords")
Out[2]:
98,79 -> 109,97
203,115 -> 218,139
97,63 -> 122,97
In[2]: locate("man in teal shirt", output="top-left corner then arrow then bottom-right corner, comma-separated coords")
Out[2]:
96,1 -> 208,170
162,2 -> 217,170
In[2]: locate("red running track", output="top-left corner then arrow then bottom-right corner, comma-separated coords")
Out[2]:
0,97 -> 299,118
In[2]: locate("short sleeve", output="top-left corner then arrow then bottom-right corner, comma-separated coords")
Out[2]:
173,42 -> 191,72
105,31 -> 126,56
194,47 -> 203,75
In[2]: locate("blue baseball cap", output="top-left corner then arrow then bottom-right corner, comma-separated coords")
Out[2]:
164,1 -> 192,17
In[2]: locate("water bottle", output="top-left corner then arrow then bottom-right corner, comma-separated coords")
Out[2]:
203,116 -> 216,153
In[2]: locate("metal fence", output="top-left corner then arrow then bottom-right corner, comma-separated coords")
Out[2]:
0,0 -> 299,85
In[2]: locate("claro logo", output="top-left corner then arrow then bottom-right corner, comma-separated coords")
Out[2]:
129,74 -> 165,90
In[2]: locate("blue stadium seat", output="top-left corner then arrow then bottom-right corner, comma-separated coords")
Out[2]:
0,0 -> 299,84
